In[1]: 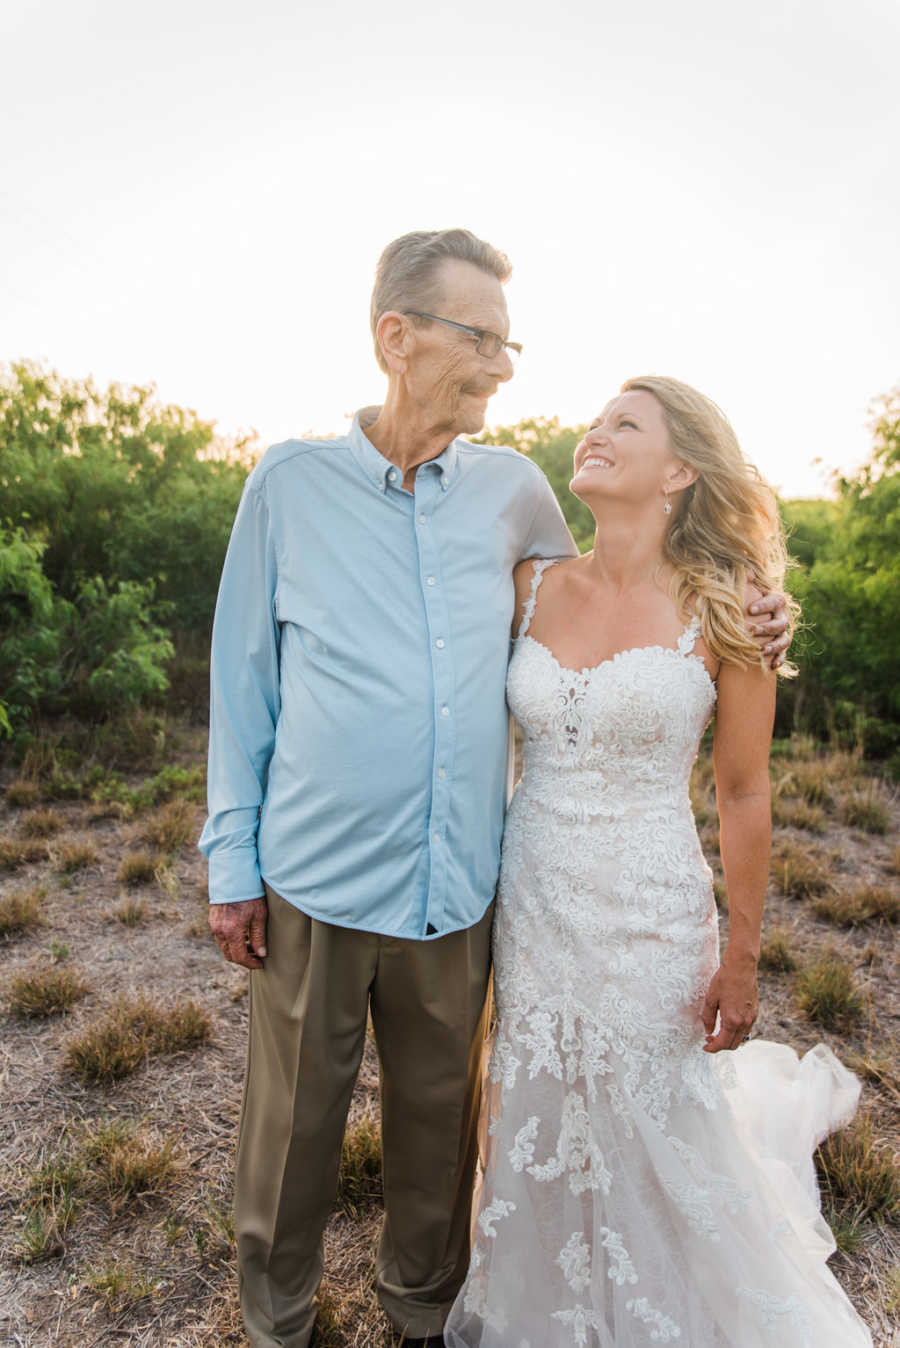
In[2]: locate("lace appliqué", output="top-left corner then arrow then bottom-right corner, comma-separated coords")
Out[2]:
626,1297 -> 682,1341
477,1197 -> 516,1238
736,1287 -> 813,1343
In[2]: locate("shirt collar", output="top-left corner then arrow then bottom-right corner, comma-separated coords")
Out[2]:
349,409 -> 460,493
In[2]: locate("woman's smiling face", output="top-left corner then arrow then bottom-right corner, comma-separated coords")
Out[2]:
570,389 -> 683,506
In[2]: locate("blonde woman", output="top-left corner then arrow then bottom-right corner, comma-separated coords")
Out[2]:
445,378 -> 871,1346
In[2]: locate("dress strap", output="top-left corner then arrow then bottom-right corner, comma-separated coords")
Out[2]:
518,558 -> 557,638
677,613 -> 702,656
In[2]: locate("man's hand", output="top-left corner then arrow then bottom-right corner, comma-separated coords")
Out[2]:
747,591 -> 790,670
209,896 -> 268,970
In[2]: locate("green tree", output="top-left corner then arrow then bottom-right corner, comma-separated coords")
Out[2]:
0,528 -> 172,733
0,362 -> 250,632
782,385 -> 900,753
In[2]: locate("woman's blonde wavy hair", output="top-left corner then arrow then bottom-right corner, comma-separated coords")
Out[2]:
620,375 -> 798,676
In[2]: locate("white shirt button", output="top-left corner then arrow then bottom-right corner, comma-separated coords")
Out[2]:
418,513 -> 426,524
388,469 -> 398,481
440,705 -> 450,717
433,832 -> 440,843
435,638 -> 445,649
426,576 -> 435,586
438,768 -> 446,779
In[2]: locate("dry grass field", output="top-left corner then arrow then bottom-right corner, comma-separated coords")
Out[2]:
1,719 -> 898,1347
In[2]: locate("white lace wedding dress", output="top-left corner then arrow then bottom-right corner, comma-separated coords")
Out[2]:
444,560 -> 872,1348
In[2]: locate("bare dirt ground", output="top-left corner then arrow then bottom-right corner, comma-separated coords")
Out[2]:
0,725 -> 897,1347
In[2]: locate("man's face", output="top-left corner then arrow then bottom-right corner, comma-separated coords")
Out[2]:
403,258 -> 515,436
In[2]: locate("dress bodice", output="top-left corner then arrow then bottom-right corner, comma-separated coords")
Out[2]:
507,558 -> 717,806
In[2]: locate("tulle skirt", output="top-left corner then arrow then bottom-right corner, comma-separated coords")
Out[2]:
444,1031 -> 872,1347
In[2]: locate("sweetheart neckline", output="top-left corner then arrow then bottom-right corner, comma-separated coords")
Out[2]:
518,631 -> 718,695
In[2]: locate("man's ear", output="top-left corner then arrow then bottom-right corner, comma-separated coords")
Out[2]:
376,311 -> 411,373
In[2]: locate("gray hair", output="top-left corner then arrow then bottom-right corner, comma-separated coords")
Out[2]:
369,228 -> 512,373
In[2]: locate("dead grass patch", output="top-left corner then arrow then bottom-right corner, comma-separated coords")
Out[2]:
80,1118 -> 179,1205
813,882 -> 900,928
0,837 -> 47,870
795,951 -> 865,1031
5,778 -> 41,808
846,1041 -> 900,1102
840,789 -> 891,835
758,927 -> 798,972
53,839 -> 98,874
772,838 -> 833,899
15,1153 -> 83,1262
111,897 -> 147,926
85,798 -> 129,823
772,759 -> 834,807
118,848 -> 159,887
82,1259 -> 160,1310
817,1112 -> 899,1223
337,1114 -> 383,1216
0,885 -> 45,937
770,797 -> 827,834
139,798 -> 197,854
64,995 -> 212,1083
14,1120 -> 180,1264
18,807 -> 65,838
7,965 -> 90,1017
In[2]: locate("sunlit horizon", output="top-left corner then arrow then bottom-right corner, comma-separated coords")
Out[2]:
2,0 -> 898,500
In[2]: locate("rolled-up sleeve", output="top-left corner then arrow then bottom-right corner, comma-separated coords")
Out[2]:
198,481 -> 282,903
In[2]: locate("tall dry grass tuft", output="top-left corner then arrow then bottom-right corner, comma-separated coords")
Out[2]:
817,1113 -> 899,1223
7,966 -> 90,1017
0,838 -> 47,871
5,779 -> 41,808
770,797 -> 827,834
118,849 -> 159,887
139,798 -> 197,854
813,883 -> 900,928
64,996 -> 212,1083
80,1118 -> 179,1205
795,951 -> 865,1031
758,927 -> 798,973
772,839 -> 833,899
0,886 -> 45,938
52,840 -> 98,874
19,808 -> 64,839
840,788 -> 891,835
337,1115 -> 383,1216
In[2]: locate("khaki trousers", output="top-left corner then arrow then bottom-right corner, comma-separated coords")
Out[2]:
235,885 -> 494,1347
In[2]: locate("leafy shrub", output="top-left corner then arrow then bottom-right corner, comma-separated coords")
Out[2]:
0,361 -> 248,631
0,527 -> 173,733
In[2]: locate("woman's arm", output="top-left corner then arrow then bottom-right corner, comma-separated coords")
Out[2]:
701,647 -> 777,1052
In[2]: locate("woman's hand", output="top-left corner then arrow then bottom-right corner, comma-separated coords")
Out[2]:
701,952 -> 759,1052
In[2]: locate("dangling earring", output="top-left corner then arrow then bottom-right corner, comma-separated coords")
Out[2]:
663,494 -> 672,515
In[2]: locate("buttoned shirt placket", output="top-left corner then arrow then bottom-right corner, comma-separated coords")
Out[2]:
384,457 -> 456,937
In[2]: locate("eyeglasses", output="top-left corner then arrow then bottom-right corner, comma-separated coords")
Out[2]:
403,310 -> 522,360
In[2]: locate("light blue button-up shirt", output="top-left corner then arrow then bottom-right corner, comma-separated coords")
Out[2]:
199,411 -> 576,938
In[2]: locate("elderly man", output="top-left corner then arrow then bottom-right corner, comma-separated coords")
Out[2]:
200,228 -> 789,1348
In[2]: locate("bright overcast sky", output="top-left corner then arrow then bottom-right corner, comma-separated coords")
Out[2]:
2,0 -> 898,497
